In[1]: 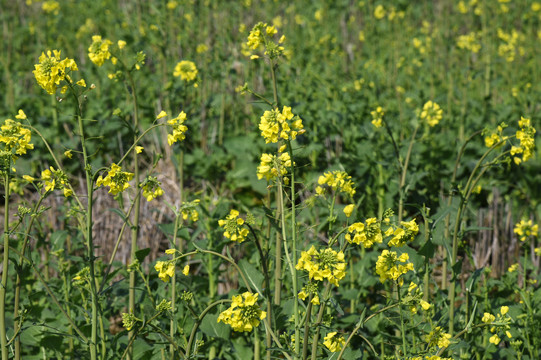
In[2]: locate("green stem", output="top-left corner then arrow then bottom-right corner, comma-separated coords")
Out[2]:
396,281 -> 407,357
127,72 -> 141,360
1,172 -> 11,360
185,300 -> 231,358
301,293 -> 314,360
170,213 -> 181,360
398,124 -> 419,222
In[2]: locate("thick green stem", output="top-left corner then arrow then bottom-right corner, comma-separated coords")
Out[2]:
398,124 -> 419,222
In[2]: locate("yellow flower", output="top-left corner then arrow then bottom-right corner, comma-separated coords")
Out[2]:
258,106 -> 305,144
135,146 -> 144,154
165,249 -> 176,255
166,111 -> 188,146
343,204 -> 355,218
296,246 -> 346,286
182,265 -> 190,276
500,306 -> 509,316
117,40 -> 127,49
156,111 -> 167,119
323,332 -> 345,352
196,44 -> 208,53
155,261 -> 175,282
96,163 -> 134,195
420,101 -> 443,127
420,300 -> 431,310
482,313 -> 495,323
489,334 -> 501,345
141,176 -> 164,201
345,218 -> 382,248
375,250 -> 414,283
257,152 -> 293,184
514,219 -> 539,242
0,119 -> 34,158
217,292 -> 266,332
180,199 -> 200,222
425,326 -> 452,348
88,35 -> 113,67
316,170 -> 356,197
15,110 -> 27,120
374,5 -> 386,19
507,263 -> 518,272
173,60 -> 198,82
23,175 -> 35,182
64,149 -> 73,159
33,50 -> 78,94
218,209 -> 249,243
370,106 -> 384,128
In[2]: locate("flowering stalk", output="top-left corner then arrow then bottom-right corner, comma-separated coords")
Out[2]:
398,124 -> 419,222
448,143 -> 509,335
396,281 -> 407,357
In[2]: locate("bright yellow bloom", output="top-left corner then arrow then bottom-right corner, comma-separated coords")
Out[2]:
15,110 -> 27,120
0,119 -> 34,159
257,152 -> 293,184
259,106 -> 304,144
387,219 -> 419,247
117,40 -> 127,49
374,5 -> 386,19
88,35 -> 113,67
508,263 -> 519,272
155,261 -> 175,282
345,218 -> 382,248
375,250 -> 414,283
156,111 -> 167,119
420,101 -> 443,127
323,332 -> 345,352
370,106 -> 384,128
33,50 -> 78,94
180,199 -> 200,222
42,0 -> 60,14
96,163 -> 134,195
218,209 -> 249,243
64,149 -> 73,159
166,111 -> 188,146
182,265 -> 190,276
489,334 -> 501,345
135,146 -> 144,154
316,170 -> 356,197
514,219 -> 539,242
296,246 -> 346,286
343,204 -> 355,218
173,60 -> 198,82
425,326 -> 452,348
512,117 -> 536,164
482,313 -> 495,323
23,175 -> 35,182
500,306 -> 509,316
217,292 -> 266,332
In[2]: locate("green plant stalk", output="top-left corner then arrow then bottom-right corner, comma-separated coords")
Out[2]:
185,299 -> 231,358
1,172 -> 11,360
169,213 -> 181,360
287,140 -> 301,360
301,293 -> 314,360
127,73 -> 142,360
310,285 -> 332,360
442,130 -> 483,291
71,82 -> 99,360
337,303 -> 400,360
12,247 -> 88,344
398,124 -> 419,222
396,281 -> 407,358
448,144 -> 507,335
13,195 -> 45,360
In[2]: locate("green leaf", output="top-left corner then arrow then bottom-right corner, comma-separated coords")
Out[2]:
238,258 -> 264,296
135,248 -> 151,263
418,238 -> 435,259
200,311 -> 231,339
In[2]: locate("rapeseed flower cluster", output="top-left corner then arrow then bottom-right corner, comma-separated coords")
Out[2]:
154,261 -> 175,282
258,106 -> 304,144
497,29 -> 523,63
163,111 -> 188,146
456,32 -> 481,53
387,219 -> 419,247
245,22 -> 285,60
96,163 -> 134,195
484,123 -> 507,148
256,151 -> 292,184
218,209 -> 249,243
409,356 -> 451,360
140,176 -> 164,201
425,326 -> 452,349
511,117 -> 536,165
173,60 -> 198,83
315,170 -> 356,198
0,116 -> 33,161
375,250 -> 414,284
296,246 -> 346,286
420,101 -> 443,127
180,199 -> 200,222
513,219 -> 538,242
297,281 -> 320,305
217,292 -> 266,332
405,282 -> 432,314
370,106 -> 384,128
41,166 -> 72,197
33,50 -> 78,94
88,35 -> 112,67
482,306 -> 513,345
323,332 -> 345,352
345,218 -> 382,248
